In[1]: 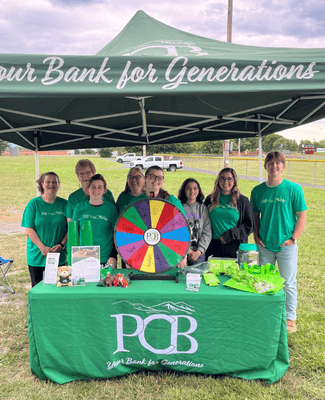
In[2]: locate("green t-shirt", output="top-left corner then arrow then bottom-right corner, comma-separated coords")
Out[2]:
67,187 -> 115,219
116,192 -> 147,214
72,201 -> 118,264
209,194 -> 240,239
166,195 -> 186,215
250,179 -> 307,252
21,196 -> 68,267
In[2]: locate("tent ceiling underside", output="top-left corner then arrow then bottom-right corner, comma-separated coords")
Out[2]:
1,94 -> 324,150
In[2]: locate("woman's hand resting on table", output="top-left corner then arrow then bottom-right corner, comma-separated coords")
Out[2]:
187,249 -> 202,262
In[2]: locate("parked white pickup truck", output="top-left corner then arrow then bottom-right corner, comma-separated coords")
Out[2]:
130,156 -> 183,172
116,153 -> 143,163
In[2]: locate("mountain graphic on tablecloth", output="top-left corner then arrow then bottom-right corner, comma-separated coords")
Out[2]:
112,300 -> 195,314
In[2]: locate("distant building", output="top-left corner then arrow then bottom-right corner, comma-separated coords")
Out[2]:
1,149 -> 69,156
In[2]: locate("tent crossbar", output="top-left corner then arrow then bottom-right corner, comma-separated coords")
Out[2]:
97,136 -> 145,145
148,110 -> 220,120
150,130 -> 198,144
74,110 -> 140,123
204,128 -> 256,135
0,107 -> 66,123
148,117 -> 221,137
71,121 -> 139,136
40,129 -> 90,138
259,114 -> 297,124
300,95 -> 325,100
226,98 -> 293,117
0,115 -> 35,148
0,121 -> 64,134
39,136 -> 92,149
207,119 -> 240,129
222,116 -> 295,125
275,98 -> 300,120
298,101 -> 325,125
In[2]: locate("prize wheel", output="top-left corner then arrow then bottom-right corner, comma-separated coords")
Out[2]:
115,198 -> 190,273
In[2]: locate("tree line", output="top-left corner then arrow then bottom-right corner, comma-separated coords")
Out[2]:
2,133 -> 325,157
109,134 -> 325,157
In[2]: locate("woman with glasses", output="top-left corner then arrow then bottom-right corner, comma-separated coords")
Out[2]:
144,166 -> 185,214
116,167 -> 146,214
144,166 -> 187,268
21,172 -> 68,287
204,168 -> 254,259
178,178 -> 212,265
67,159 -> 115,222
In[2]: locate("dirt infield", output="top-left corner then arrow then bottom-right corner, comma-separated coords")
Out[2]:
0,209 -> 25,236
0,222 -> 25,236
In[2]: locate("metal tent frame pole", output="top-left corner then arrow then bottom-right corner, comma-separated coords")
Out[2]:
257,115 -> 263,183
34,129 -> 40,196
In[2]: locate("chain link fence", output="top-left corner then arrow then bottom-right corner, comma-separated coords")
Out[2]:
181,156 -> 325,188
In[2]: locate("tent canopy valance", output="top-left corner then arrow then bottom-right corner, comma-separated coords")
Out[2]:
1,10 -> 325,151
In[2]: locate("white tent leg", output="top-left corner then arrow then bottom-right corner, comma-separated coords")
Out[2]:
34,130 -> 40,196
257,115 -> 263,183
258,134 -> 263,183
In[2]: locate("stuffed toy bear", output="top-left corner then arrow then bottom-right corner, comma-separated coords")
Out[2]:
105,272 -> 115,287
57,266 -> 72,287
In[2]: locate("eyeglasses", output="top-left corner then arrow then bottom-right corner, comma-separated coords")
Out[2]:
78,171 -> 92,177
147,174 -> 164,182
220,177 -> 233,182
127,175 -> 144,182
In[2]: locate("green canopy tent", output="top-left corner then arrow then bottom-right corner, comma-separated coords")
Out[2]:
1,10 -> 325,175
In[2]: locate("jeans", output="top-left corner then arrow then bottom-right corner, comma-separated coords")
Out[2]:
257,243 -> 298,320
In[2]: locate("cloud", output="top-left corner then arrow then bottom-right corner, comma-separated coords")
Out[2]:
1,0 -> 325,141
1,0 -> 324,55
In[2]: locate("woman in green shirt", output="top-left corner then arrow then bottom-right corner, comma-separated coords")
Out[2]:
73,174 -> 118,267
21,172 -> 68,287
144,166 -> 185,214
204,168 -> 254,259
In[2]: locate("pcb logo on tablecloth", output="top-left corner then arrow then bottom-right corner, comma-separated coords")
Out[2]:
111,300 -> 198,355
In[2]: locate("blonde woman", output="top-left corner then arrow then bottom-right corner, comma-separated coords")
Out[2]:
116,167 -> 146,214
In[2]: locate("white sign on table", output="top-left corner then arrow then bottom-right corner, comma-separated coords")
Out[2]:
43,253 -> 60,285
71,246 -> 100,283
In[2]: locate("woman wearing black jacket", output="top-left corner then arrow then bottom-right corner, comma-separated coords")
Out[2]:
204,168 -> 254,259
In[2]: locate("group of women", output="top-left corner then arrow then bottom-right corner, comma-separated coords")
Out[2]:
22,159 -> 254,287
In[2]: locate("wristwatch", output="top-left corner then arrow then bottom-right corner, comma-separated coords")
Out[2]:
60,242 -> 65,249
290,237 -> 296,243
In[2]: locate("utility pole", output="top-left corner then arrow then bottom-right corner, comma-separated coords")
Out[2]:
223,0 -> 233,168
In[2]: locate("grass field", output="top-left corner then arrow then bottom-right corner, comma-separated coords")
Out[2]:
0,156 -> 324,400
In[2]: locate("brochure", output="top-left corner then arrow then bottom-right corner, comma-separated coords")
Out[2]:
43,253 -> 60,285
71,246 -> 100,283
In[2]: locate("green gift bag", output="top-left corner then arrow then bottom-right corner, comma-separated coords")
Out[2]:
68,221 -> 78,266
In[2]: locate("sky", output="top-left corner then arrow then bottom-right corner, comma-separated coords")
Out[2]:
1,0 -> 325,143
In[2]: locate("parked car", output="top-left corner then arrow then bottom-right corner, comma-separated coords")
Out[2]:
130,155 -> 183,172
116,153 -> 143,163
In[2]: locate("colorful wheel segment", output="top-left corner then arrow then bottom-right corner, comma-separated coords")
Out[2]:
115,198 -> 190,273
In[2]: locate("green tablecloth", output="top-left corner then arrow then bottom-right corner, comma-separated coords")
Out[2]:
28,271 -> 289,384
